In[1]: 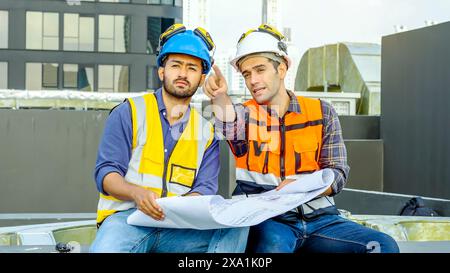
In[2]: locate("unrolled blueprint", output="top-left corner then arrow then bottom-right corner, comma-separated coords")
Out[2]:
127,169 -> 334,230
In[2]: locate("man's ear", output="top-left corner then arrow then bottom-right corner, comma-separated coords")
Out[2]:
199,74 -> 206,87
278,62 -> 288,80
158,66 -> 164,81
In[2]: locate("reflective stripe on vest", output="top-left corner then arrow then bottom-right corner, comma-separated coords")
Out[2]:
96,93 -> 214,224
236,168 -> 322,187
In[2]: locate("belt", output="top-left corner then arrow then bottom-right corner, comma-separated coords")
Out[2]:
298,196 -> 335,214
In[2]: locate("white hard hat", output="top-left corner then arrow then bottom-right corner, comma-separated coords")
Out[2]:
230,26 -> 292,71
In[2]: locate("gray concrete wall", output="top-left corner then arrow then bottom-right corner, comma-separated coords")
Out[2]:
339,116 -> 383,192
339,115 -> 380,139
345,140 -> 383,192
381,22 -> 450,199
0,109 -> 107,213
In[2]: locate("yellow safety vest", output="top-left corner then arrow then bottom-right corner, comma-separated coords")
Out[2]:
96,93 -> 214,224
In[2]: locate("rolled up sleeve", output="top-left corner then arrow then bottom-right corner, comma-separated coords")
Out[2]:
318,100 -> 350,196
213,103 -> 249,157
94,102 -> 132,195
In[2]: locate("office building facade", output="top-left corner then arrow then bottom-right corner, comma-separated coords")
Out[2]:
0,0 -> 182,93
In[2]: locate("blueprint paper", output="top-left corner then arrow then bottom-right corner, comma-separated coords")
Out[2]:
127,169 -> 334,230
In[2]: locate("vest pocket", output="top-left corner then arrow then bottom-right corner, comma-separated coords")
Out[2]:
169,164 -> 196,189
248,141 -> 269,173
294,141 -> 320,173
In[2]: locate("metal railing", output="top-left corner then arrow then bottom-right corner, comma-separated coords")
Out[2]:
0,89 -> 211,110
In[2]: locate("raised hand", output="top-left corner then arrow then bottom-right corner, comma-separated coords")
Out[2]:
204,65 -> 229,100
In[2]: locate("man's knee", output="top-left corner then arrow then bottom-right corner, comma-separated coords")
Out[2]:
367,232 -> 400,253
246,222 -> 296,253
89,209 -> 149,253
248,240 -> 293,253
89,231 -> 128,253
208,227 -> 250,253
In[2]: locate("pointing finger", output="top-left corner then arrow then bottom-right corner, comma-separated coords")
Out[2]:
204,80 -> 215,99
212,65 -> 225,80
208,75 -> 219,90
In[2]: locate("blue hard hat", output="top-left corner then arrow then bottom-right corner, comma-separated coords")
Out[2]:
157,30 -> 213,74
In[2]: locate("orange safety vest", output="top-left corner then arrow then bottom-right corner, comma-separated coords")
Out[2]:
233,96 -> 324,188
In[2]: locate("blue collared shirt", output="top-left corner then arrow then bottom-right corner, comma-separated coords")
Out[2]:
94,89 -> 220,196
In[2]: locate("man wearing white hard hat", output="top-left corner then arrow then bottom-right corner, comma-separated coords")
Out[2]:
204,24 -> 399,253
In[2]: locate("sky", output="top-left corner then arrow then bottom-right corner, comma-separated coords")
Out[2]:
209,0 -> 450,57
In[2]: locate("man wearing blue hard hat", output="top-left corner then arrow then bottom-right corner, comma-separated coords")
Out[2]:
90,24 -> 249,253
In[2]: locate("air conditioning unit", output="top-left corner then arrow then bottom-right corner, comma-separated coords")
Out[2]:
294,91 -> 361,116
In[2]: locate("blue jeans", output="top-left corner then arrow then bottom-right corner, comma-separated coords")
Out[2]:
89,208 -> 249,253
247,213 -> 400,253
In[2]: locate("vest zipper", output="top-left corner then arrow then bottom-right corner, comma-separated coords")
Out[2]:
161,158 -> 169,198
161,142 -> 177,198
279,116 -> 286,180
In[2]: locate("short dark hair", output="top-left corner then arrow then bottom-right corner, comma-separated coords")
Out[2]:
268,58 -> 280,72
160,55 -> 169,68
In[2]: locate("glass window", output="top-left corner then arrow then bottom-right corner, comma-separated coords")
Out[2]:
161,0 -> 174,5
98,0 -> 130,2
0,62 -> 7,89
64,13 -> 94,51
98,65 -> 129,92
113,65 -> 129,92
114,16 -> 126,52
99,15 -> 130,53
63,64 -> 95,91
174,0 -> 182,7
26,63 -> 59,90
79,16 -> 95,51
26,12 -> 43,50
147,66 -> 160,90
64,14 -> 78,50
161,18 -> 175,36
79,65 -> 95,91
147,17 -> 174,54
0,11 -> 8,49
26,12 -> 59,50
147,0 -> 161,4
42,63 -> 59,89
26,63 -> 42,90
63,64 -> 78,88
99,15 -> 114,52
147,17 -> 160,55
43,13 -> 59,50
98,65 -> 114,91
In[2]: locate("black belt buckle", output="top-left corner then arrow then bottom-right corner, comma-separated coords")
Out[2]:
273,210 -> 299,224
297,201 -> 340,222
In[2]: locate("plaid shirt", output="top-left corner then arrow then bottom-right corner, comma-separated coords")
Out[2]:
215,90 -> 350,196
